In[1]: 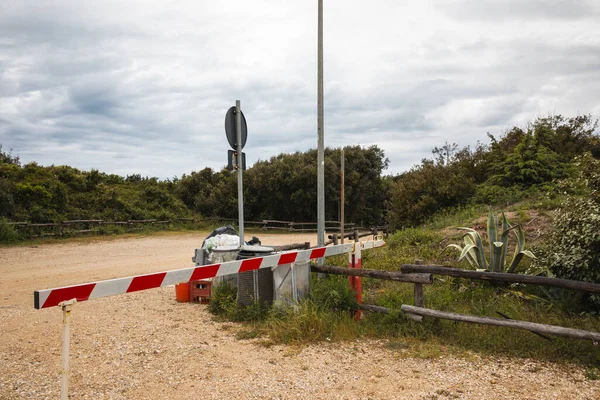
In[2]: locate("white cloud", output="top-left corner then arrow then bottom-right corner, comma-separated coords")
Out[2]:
0,0 -> 599,178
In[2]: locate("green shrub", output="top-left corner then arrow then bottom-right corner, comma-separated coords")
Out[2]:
208,282 -> 270,322
208,274 -> 360,343
387,159 -> 477,229
534,154 -> 600,305
234,301 -> 270,322
208,282 -> 238,316
0,219 -> 21,244
310,274 -> 358,313
473,184 -> 524,206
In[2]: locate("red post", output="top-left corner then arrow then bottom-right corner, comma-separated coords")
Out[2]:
348,253 -> 355,294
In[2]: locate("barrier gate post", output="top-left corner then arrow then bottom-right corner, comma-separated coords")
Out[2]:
60,299 -> 76,400
349,241 -> 362,319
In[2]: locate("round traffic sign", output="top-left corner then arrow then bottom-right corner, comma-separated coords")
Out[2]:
224,106 -> 248,150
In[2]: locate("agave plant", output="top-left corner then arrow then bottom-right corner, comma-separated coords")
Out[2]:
446,209 -> 535,273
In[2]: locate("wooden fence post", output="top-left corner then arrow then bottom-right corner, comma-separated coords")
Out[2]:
414,260 -> 424,308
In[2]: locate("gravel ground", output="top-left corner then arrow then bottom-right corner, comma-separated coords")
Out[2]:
1,232 -> 599,399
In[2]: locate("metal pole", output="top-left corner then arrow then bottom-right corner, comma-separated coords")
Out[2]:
353,240 -> 363,320
291,264 -> 298,302
236,100 -> 244,248
60,299 -> 76,400
340,149 -> 344,244
317,0 -> 325,253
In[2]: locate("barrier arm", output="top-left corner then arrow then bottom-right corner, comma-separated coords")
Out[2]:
34,244 -> 353,310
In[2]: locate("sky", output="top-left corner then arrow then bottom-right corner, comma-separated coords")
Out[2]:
1,0 -> 599,179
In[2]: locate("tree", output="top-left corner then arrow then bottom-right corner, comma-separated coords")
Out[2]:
0,145 -> 20,166
175,168 -> 221,214
387,143 -> 484,229
489,134 -> 566,187
0,146 -> 21,218
534,114 -> 598,161
432,141 -> 458,166
486,115 -> 598,188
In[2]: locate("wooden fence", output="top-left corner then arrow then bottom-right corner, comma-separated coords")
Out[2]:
3,218 -> 388,239
311,261 -> 600,342
4,219 -> 175,237
259,220 -> 356,232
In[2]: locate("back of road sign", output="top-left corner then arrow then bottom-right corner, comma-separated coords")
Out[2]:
224,107 -> 248,150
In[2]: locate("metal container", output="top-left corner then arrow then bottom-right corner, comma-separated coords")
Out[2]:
236,245 -> 274,306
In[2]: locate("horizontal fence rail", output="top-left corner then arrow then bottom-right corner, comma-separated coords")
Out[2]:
260,220 -> 357,232
401,305 -> 600,342
401,264 -> 600,295
4,218 -> 387,239
311,264 -> 432,284
324,230 -> 384,246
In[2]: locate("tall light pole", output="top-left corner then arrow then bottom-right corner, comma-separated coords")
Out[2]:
317,0 -> 325,251
235,100 -> 244,247
340,148 -> 344,244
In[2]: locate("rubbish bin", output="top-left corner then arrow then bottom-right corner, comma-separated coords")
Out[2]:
210,245 -> 240,289
237,245 -> 274,306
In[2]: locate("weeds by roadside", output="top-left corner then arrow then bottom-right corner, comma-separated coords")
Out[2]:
0,219 -> 21,244
208,225 -> 600,369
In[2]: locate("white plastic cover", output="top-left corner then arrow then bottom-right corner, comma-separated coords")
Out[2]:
203,234 -> 240,250
273,261 -> 310,305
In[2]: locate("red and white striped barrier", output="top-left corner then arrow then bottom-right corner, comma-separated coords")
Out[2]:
34,243 -> 356,309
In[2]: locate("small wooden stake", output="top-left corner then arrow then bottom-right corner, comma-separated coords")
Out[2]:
414,260 -> 424,308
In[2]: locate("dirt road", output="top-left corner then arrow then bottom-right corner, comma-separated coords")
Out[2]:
1,233 -> 598,399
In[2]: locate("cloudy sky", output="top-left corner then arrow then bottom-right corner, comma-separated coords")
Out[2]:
1,0 -> 599,179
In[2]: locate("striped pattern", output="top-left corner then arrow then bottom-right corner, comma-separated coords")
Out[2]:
34,243 -> 354,309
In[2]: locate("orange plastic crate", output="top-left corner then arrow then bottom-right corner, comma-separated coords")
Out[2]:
189,279 -> 212,304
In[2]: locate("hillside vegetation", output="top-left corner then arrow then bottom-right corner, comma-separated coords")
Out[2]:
388,114 -> 599,229
1,114 -> 597,230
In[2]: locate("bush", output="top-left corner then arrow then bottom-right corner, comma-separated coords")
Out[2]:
208,282 -> 238,316
265,275 -> 362,344
0,219 -> 21,244
473,184 -> 524,206
208,273 -> 360,343
534,154 -> 600,306
208,282 -> 270,322
387,159 -> 476,229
